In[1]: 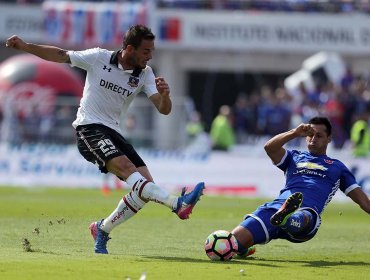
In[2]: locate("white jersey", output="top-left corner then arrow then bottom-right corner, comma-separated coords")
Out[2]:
68,47 -> 157,135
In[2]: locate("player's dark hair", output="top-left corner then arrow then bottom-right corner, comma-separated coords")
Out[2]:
309,116 -> 332,136
123,25 -> 155,50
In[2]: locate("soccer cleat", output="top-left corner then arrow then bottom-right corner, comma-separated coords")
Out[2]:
173,182 -> 205,220
234,246 -> 257,259
270,192 -> 303,226
89,219 -> 111,254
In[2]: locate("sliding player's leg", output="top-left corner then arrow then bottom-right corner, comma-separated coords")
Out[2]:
270,192 -> 303,226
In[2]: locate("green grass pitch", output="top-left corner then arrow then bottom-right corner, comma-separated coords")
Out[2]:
0,186 -> 369,280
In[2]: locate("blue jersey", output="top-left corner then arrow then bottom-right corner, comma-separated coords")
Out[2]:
266,150 -> 360,214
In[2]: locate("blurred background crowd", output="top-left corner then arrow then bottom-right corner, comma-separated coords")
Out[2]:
0,0 -> 369,159
1,0 -> 370,14
186,67 -> 370,155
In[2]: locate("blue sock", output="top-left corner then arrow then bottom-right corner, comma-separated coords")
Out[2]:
282,210 -> 314,235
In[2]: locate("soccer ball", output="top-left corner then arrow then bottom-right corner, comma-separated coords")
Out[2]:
204,230 -> 238,261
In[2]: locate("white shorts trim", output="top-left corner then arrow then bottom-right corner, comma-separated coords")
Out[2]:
244,214 -> 270,244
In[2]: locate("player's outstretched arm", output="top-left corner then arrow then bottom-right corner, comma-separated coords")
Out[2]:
348,187 -> 370,214
5,35 -> 70,64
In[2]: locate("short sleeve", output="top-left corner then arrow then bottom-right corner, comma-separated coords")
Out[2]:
276,149 -> 291,172
68,48 -> 100,71
142,66 -> 158,97
339,164 -> 360,195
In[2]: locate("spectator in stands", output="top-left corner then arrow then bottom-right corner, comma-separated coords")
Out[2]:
264,87 -> 292,136
186,110 -> 205,142
341,64 -> 354,91
210,105 -> 235,151
185,110 -> 211,155
256,85 -> 274,135
350,108 -> 370,157
233,94 -> 250,144
321,83 -> 346,149
340,80 -> 358,140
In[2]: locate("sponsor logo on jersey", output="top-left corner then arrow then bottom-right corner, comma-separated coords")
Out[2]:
324,159 -> 334,164
100,79 -> 133,96
103,65 -> 112,72
297,162 -> 327,171
127,76 -> 139,87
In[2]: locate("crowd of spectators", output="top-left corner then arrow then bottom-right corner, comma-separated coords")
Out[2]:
185,65 -> 370,155
187,68 -> 370,157
229,67 -> 370,151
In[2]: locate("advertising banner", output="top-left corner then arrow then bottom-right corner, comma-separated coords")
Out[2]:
1,3 -> 370,54
0,5 -> 43,42
0,144 -> 368,200
42,1 -> 149,47
154,10 -> 370,54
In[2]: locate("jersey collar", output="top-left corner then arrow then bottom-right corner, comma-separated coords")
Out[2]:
110,50 -> 142,77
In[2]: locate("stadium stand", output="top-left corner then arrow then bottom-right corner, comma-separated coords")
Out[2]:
1,0 -> 370,14
156,0 -> 370,13
0,0 -> 369,148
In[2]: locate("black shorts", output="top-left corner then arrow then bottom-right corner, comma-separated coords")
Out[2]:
75,123 -> 146,173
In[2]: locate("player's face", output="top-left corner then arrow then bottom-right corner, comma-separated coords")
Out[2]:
130,39 -> 154,69
306,124 -> 331,155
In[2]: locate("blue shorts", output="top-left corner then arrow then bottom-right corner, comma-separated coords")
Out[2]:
240,206 -> 321,244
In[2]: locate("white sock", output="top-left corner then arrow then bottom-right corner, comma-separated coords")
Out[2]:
126,172 -> 178,210
100,191 -> 146,233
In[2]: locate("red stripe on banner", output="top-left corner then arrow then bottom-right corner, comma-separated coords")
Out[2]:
61,6 -> 72,41
123,196 -> 137,213
85,10 -> 95,43
167,18 -> 180,41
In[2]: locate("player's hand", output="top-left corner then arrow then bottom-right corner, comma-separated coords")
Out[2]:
5,35 -> 26,50
155,77 -> 170,98
294,123 -> 315,137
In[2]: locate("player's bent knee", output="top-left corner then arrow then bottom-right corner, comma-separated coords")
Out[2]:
283,208 -> 321,243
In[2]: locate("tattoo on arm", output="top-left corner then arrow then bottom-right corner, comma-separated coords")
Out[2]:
57,49 -> 71,63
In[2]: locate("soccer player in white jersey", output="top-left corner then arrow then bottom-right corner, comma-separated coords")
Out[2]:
6,25 -> 205,254
231,116 -> 370,258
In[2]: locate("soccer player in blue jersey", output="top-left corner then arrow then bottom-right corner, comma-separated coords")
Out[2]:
231,116 -> 370,258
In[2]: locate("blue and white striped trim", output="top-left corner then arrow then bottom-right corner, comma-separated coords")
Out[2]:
244,214 -> 270,244
276,150 -> 288,167
344,184 -> 360,195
